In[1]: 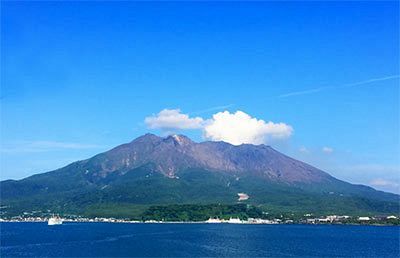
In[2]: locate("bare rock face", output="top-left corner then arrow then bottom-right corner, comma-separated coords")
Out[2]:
1,133 -> 398,215
82,134 -> 333,184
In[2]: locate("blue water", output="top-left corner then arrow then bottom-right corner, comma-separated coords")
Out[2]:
1,223 -> 399,257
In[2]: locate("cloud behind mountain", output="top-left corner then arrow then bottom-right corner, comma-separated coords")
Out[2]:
145,109 -> 293,145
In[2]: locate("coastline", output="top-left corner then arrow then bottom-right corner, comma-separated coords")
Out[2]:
1,219 -> 398,226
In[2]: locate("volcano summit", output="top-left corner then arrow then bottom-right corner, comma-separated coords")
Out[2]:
1,134 -> 398,217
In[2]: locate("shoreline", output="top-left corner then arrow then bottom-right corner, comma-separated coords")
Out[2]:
1,220 -> 398,226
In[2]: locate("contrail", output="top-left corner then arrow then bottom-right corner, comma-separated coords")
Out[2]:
278,87 -> 330,98
341,75 -> 400,87
191,104 -> 235,115
278,75 -> 400,98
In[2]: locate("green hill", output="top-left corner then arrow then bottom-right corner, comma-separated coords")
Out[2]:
1,134 -> 399,219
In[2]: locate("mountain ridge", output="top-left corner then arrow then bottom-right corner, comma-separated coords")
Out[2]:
80,133 -> 335,183
1,133 -> 399,217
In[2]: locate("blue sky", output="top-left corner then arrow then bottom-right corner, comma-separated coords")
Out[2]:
1,2 -> 399,193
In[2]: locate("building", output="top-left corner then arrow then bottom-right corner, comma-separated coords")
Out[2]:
206,218 -> 222,223
227,217 -> 242,224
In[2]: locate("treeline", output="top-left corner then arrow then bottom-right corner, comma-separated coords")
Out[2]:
141,203 -> 265,221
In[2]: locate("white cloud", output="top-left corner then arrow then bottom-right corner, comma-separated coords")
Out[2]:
203,111 -> 293,145
145,109 -> 204,130
299,146 -> 309,153
145,109 -> 293,145
344,164 -> 400,173
370,178 -> 399,188
322,147 -> 333,154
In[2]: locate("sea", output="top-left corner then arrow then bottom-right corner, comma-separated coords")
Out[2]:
1,222 -> 399,257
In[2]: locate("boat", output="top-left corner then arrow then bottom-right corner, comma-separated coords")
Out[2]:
48,216 -> 63,225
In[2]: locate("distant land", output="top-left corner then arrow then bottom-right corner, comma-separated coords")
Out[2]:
1,134 -> 399,220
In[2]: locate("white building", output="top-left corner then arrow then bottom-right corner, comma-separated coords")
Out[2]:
227,217 -> 242,224
206,217 -> 222,223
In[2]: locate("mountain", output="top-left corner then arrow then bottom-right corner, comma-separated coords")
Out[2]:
1,134 -> 399,218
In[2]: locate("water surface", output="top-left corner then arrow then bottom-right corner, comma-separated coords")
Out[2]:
1,223 -> 399,257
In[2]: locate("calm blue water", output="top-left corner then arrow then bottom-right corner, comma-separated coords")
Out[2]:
1,223 -> 399,257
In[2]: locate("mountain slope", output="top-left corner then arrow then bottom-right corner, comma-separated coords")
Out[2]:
1,134 -> 399,217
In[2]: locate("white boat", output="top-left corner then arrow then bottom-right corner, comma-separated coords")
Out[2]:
48,216 -> 63,225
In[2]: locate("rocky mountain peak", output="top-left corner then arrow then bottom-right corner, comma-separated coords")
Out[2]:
131,133 -> 162,144
164,134 -> 194,146
82,133 -> 335,184
2,133 -> 398,217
